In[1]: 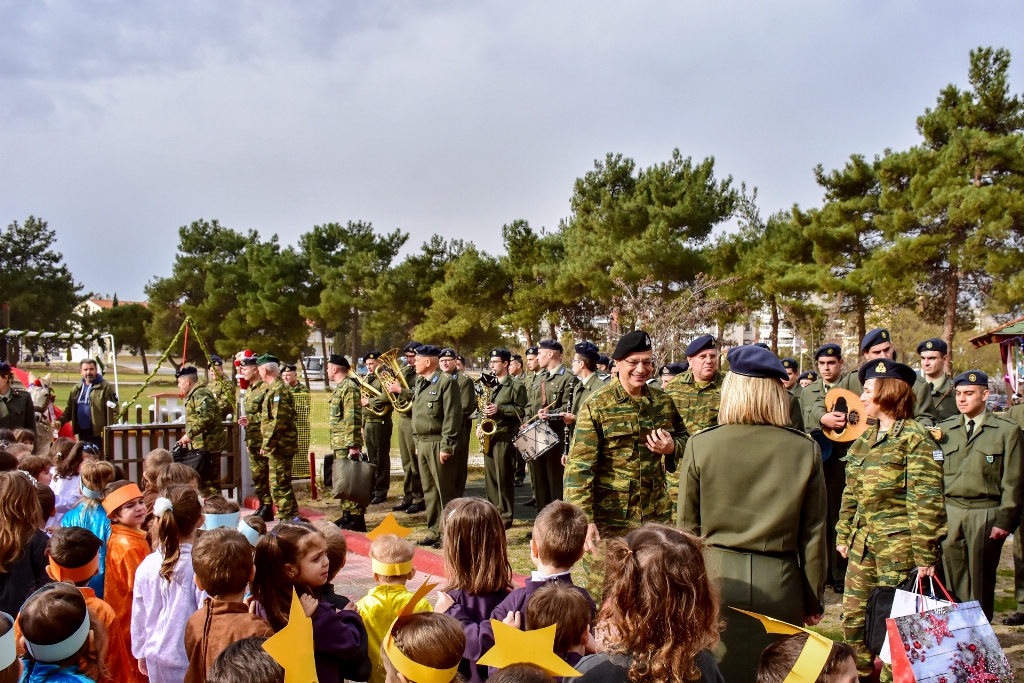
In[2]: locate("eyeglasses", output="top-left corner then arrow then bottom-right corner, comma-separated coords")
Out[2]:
618,359 -> 655,370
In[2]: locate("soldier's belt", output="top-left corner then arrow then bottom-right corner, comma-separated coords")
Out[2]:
705,544 -> 798,560
413,433 -> 442,442
945,497 -> 1000,510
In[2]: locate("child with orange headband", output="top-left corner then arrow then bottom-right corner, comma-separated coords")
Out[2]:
102,480 -> 150,678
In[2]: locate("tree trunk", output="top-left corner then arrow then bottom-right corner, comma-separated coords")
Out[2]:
351,308 -> 360,362
319,328 -> 331,390
942,270 -> 959,375
769,295 -> 780,354
140,349 -> 149,375
524,329 -> 534,347
856,296 -> 867,344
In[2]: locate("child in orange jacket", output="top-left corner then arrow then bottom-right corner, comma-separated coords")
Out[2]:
102,480 -> 150,679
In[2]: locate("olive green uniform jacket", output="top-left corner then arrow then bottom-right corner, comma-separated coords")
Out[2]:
485,375 -> 528,440
360,373 -> 393,423
527,365 -> 578,418
184,383 -> 226,453
59,379 -> 118,434
0,387 -> 37,431
927,374 -> 959,424
412,369 -> 463,454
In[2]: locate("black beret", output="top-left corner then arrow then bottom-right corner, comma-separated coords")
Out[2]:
814,344 -> 842,360
416,345 -> 441,357
953,370 -> 988,387
858,358 -> 916,386
526,346 -> 539,356
597,354 -> 610,367
364,350 -> 382,361
725,345 -> 789,381
538,339 -> 563,353
256,354 -> 279,366
283,364 -> 297,372
860,328 -> 891,353
660,362 -> 687,377
0,362 -> 11,377
753,342 -> 771,350
489,348 -> 512,362
456,355 -> 465,363
175,366 -> 198,378
240,355 -> 259,367
574,341 -> 600,362
208,354 -> 223,366
780,357 -> 798,370
916,338 -> 948,355
438,348 -> 457,359
401,342 -> 422,354
612,330 -> 652,361
684,335 -> 716,358
327,354 -> 349,368
798,370 -> 818,382
511,354 -> 523,362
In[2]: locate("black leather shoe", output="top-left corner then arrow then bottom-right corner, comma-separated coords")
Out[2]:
348,515 -> 367,532
417,536 -> 439,546
405,503 -> 424,514
334,511 -> 352,529
524,498 -> 536,507
392,501 -> 412,512
833,580 -> 845,594
431,541 -> 442,549
370,495 -> 387,505
1003,612 -> 1024,626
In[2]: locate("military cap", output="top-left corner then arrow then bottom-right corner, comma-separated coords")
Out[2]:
858,357 -> 916,386
0,362 -> 11,377
526,346 -> 539,356
175,365 -> 198,378
456,354 -> 466,364
780,357 -> 798,370
282,363 -> 297,372
597,354 -> 610,367
684,334 -> 716,358
753,342 -> 771,350
798,370 -> 818,383
511,353 -> 523,362
574,341 -> 600,362
327,354 -> 350,369
364,350 -> 382,361
612,330 -> 652,361
660,362 -> 688,377
208,354 -> 223,366
814,344 -> 842,360
438,348 -> 457,359
401,342 -> 422,354
489,348 -> 512,362
538,339 -> 563,353
916,338 -> 948,355
953,370 -> 988,387
416,345 -> 441,357
860,328 -> 891,353
725,345 -> 789,381
257,354 -> 280,366
239,355 -> 259,367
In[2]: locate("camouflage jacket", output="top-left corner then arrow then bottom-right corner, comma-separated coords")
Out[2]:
204,373 -> 237,419
412,369 -> 463,453
185,383 -> 226,453
836,419 -> 947,568
243,379 -> 267,448
260,377 -> 298,454
288,381 -> 309,394
563,378 -> 686,532
664,369 -> 725,435
330,376 -> 363,451
360,372 -> 393,423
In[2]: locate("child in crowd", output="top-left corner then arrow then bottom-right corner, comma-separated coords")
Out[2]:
132,485 -> 206,683
489,665 -> 555,683
141,448 -> 173,527
5,443 -> 33,460
0,610 -> 19,683
49,438 -> 86,525
434,498 -> 515,683
102,479 -> 150,676
0,471 -> 49,616
573,525 -> 723,683
201,495 -> 241,531
18,455 -> 54,485
157,462 -> 202,493
184,528 -> 274,683
757,635 -> 858,683
36,484 -> 56,532
12,428 -> 35,446
44,527 -> 134,683
61,460 -> 117,597
17,583 -> 108,683
238,514 -> 267,547
251,523 -> 370,683
522,582 -> 593,678
311,520 -> 349,609
380,612 -> 465,683
356,534 -> 432,683
492,501 -> 593,628
0,452 -> 16,472
207,638 -> 283,683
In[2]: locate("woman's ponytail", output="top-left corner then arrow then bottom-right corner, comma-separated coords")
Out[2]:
154,485 -> 202,582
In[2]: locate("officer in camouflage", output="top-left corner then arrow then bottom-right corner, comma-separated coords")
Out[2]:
563,330 -> 687,598
937,370 -> 1023,620
176,365 -> 227,496
205,355 -> 237,420
657,362 -> 687,388
529,339 -> 579,509
327,354 -> 366,531
282,363 -> 308,393
440,348 -> 476,498
257,354 -> 298,520
917,338 -> 959,423
836,358 -> 946,679
238,355 -> 273,521
390,342 -> 425,514
361,351 -> 393,506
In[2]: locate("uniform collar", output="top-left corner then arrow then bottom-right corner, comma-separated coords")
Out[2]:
930,374 -> 951,394
685,369 -> 723,389
962,411 -> 987,434
611,377 -> 650,404
186,382 -> 202,400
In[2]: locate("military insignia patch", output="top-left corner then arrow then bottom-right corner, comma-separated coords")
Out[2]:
875,361 -> 886,373
881,331 -> 887,339
932,450 -> 944,461
928,427 -> 943,440
827,348 -> 834,355
969,373 -> 977,382
926,341 -> 933,349
987,455 -> 995,463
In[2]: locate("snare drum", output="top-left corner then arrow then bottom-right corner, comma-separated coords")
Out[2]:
514,420 -> 560,462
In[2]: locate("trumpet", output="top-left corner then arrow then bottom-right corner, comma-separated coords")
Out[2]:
476,373 -> 499,454
374,349 -> 413,414
355,374 -> 389,418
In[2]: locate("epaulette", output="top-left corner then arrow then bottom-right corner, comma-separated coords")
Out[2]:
928,427 -> 943,441
691,423 -> 725,438
780,426 -> 814,441
993,413 -> 1021,427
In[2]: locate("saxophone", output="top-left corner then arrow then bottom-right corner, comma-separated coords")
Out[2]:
476,373 -> 499,454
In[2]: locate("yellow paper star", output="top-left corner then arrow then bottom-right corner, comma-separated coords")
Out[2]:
732,608 -> 833,683
366,512 -> 413,541
477,619 -> 581,677
262,589 -> 319,683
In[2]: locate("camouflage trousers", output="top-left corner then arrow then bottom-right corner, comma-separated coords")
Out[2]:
268,448 -> 298,519
248,438 -> 271,505
199,450 -> 222,498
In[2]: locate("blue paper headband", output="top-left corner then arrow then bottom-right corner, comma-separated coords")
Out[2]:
80,485 -> 104,500
23,605 -> 91,662
0,612 -> 14,670
237,518 -> 263,546
202,512 -> 241,531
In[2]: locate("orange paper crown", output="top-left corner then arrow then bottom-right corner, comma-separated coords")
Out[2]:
47,555 -> 100,584
102,482 -> 144,514
366,513 -> 413,541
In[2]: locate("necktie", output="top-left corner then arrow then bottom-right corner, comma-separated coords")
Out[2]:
966,419 -> 975,441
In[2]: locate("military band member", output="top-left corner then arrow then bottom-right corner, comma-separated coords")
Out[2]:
176,366 -> 227,496
596,354 -> 612,381
525,346 -> 540,385
327,354 -> 366,531
390,342 -> 425,514
237,356 -> 273,521
658,362 -> 687,389
781,357 -> 800,394
440,348 -> 475,498
938,370 -> 1023,620
410,345 -> 463,547
798,370 -> 817,387
561,341 -> 608,465
509,353 -> 525,381
529,339 -> 579,509
1005,403 -> 1024,625
205,355 -> 237,419
563,330 -> 685,597
918,338 -> 958,422
477,348 -> 527,527
517,346 -> 541,489
257,355 -> 299,520
455,354 -> 467,372
678,345 -> 827,683
282,363 -> 308,393
361,351 -> 393,506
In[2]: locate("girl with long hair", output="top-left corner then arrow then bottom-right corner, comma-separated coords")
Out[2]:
0,471 -> 49,616
49,440 -> 97,526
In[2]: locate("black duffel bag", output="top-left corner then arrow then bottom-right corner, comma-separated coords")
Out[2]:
171,442 -> 213,482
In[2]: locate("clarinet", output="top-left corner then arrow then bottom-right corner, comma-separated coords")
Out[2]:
563,381 -> 578,459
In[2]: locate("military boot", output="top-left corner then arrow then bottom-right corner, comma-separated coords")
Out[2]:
334,511 -> 352,529
348,515 -> 367,533
256,504 -> 275,522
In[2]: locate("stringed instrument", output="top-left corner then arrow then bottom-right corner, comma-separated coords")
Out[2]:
822,387 -> 874,442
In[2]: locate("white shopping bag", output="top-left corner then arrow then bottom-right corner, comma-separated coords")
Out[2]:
880,581 -> 954,663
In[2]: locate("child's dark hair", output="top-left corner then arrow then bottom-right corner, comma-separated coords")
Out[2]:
155,485 -> 204,582
533,501 -> 588,569
204,494 -> 240,514
19,583 -> 108,681
0,451 -> 16,472
0,428 -> 13,446
50,437 -> 83,480
758,634 -> 856,683
526,581 -> 592,653
208,637 -> 284,683
17,455 -> 52,480
0,471 -> 43,571
36,483 -> 55,523
600,524 -> 720,683
252,523 -> 321,630
0,611 -> 19,683
193,528 -> 254,597
311,520 -> 348,580
156,462 -> 201,492
382,612 -> 465,681
12,428 -> 35,445
243,515 -> 268,535
442,498 -> 512,594
48,527 -> 103,582
489,664 -> 555,683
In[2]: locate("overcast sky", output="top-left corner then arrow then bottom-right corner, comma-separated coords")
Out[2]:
2,1 -> 1022,301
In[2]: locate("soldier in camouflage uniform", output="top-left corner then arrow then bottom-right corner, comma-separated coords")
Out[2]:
836,359 -> 946,679
204,355 -> 237,420
917,338 -> 959,423
326,354 -> 366,531
257,355 -> 298,520
237,356 -> 272,521
282,363 -> 308,394
440,348 -> 476,498
390,342 -> 425,514
528,339 -> 579,509
563,331 -> 686,599
176,366 -> 227,496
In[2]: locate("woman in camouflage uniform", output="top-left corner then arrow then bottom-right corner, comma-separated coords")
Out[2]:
836,358 -> 947,679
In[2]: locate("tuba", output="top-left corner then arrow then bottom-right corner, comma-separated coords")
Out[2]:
476,373 -> 499,454
355,374 -> 389,417
374,349 -> 413,414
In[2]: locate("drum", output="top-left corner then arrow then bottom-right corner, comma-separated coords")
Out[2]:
514,420 -> 560,462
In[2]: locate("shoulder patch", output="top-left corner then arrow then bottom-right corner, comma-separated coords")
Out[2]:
932,450 -> 944,461
558,368 -> 564,375
432,375 -> 438,384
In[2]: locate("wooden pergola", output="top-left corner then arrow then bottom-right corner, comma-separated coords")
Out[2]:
970,315 -> 1024,397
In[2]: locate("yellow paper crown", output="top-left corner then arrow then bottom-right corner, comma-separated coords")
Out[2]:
477,620 -> 581,677
366,513 -> 413,541
384,577 -> 459,683
732,608 -> 833,683
263,589 -> 319,683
